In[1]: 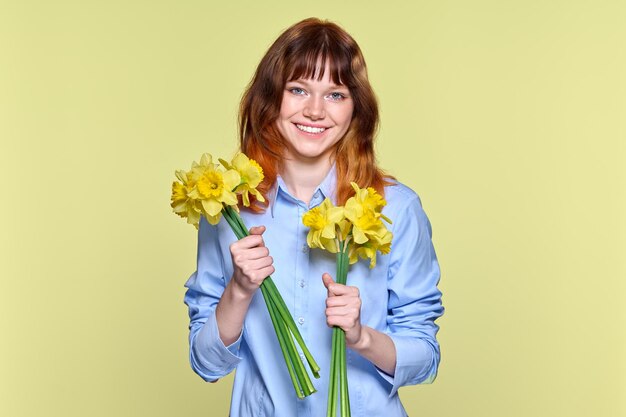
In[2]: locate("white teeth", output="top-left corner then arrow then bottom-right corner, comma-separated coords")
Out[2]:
296,124 -> 326,134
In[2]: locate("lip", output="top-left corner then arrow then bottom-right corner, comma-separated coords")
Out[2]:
292,123 -> 331,136
293,122 -> 329,129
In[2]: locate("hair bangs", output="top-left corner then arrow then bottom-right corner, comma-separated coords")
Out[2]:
285,35 -> 353,87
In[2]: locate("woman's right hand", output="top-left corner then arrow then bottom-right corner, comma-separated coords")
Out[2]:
229,225 -> 275,297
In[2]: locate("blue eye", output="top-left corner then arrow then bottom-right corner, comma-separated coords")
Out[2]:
328,92 -> 346,101
289,87 -> 306,95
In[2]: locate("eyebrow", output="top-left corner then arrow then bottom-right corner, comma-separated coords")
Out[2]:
286,79 -> 349,90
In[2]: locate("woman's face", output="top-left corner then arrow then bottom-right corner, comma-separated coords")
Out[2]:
275,65 -> 354,165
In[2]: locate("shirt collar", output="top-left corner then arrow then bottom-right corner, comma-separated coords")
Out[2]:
270,164 -> 337,218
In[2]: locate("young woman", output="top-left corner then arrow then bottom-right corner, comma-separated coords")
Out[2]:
184,18 -> 444,417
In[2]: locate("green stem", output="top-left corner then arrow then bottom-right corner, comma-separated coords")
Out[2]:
228,205 -> 249,238
340,242 -> 350,417
327,326 -> 340,417
264,277 -> 321,377
326,242 -> 351,416
340,334 -> 351,417
277,304 -> 310,397
260,284 -> 304,399
220,205 -> 319,398
281,311 -> 316,396
226,206 -> 319,378
222,207 -> 246,239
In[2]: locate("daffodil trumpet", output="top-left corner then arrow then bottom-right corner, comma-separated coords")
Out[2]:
171,153 -> 320,399
302,183 -> 393,417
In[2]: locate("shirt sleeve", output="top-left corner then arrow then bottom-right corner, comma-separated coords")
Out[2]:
183,217 -> 243,382
378,193 -> 444,397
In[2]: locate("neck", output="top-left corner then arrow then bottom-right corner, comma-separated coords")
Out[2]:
280,156 -> 332,205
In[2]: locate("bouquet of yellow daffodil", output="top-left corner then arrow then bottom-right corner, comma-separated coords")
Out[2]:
171,152 -> 320,398
302,183 -> 393,417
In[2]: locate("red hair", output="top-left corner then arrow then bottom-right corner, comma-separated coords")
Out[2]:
239,18 -> 392,211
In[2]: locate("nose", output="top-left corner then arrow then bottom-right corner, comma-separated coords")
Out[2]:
303,96 -> 326,120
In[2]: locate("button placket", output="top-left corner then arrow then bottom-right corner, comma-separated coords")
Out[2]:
294,201 -> 309,348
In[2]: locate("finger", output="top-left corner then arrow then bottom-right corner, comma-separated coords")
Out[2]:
231,248 -> 269,267
327,283 -> 359,298
326,315 -> 357,330
246,255 -> 274,271
256,265 -> 275,281
326,295 -> 360,308
235,247 -> 270,262
230,234 -> 265,251
239,265 -> 275,286
322,273 -> 335,292
326,306 -> 358,317
249,225 -> 266,236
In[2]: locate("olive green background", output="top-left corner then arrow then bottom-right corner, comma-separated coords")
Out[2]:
1,1 -> 624,416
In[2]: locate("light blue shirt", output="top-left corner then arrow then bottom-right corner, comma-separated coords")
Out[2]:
184,167 -> 444,417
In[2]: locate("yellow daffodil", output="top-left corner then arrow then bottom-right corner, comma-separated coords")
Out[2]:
302,198 -> 345,253
305,183 -> 393,268
348,182 -> 392,224
352,182 -> 384,209
301,183 -> 395,415
344,184 -> 391,247
171,169 -> 203,228
345,207 -> 382,244
349,228 -> 392,268
171,152 -> 321,399
220,153 -> 266,207
187,153 -> 241,225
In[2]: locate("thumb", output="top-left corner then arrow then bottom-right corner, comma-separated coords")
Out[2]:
248,225 -> 266,236
322,273 -> 336,293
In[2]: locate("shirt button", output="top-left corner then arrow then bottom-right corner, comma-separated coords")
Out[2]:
298,317 -> 305,325
299,280 -> 306,288
300,353 -> 306,361
301,245 -> 308,253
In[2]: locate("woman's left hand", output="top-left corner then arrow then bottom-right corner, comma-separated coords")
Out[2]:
322,272 -> 363,346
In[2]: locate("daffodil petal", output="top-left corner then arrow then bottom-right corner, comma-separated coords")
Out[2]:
221,190 -> 238,206
201,198 -> 223,216
199,153 -> 213,166
251,188 -> 265,202
206,213 -> 221,225
353,227 -> 368,244
321,224 -> 337,239
218,158 -> 232,170
222,169 -> 241,190
232,153 -> 247,169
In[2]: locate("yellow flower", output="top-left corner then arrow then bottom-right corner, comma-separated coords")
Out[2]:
171,169 -> 203,228
343,183 -> 393,267
302,183 -> 393,268
188,153 -> 241,225
344,184 -> 390,244
348,228 -> 392,268
302,198 -> 345,252
347,182 -> 392,224
220,153 -> 266,207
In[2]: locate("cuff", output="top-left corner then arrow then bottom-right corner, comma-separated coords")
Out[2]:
376,334 -> 438,397
190,312 -> 243,382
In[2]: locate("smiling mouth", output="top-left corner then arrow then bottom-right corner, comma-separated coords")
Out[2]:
295,124 -> 327,134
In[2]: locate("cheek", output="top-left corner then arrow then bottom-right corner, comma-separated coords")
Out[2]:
278,95 -> 297,120
339,105 -> 355,128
